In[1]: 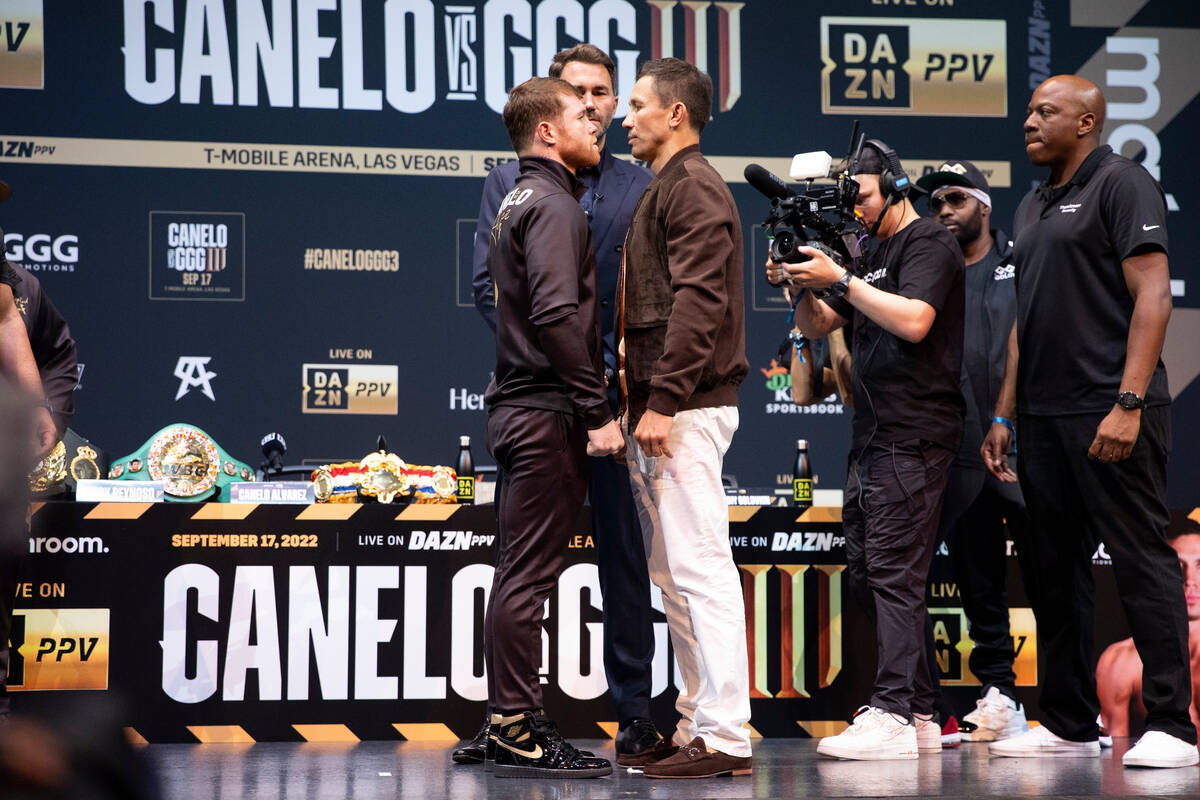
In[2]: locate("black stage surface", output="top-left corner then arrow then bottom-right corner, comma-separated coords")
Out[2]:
146,737 -> 1200,799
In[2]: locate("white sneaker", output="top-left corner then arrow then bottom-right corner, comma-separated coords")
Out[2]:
961,687 -> 1030,742
988,724 -> 1100,758
1122,731 -> 1200,768
913,713 -> 942,754
1097,714 -> 1112,749
817,706 -> 919,761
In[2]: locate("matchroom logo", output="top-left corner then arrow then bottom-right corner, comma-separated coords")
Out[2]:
7,608 -> 110,691
149,211 -> 245,301
820,17 -> 1007,117
0,0 -> 44,90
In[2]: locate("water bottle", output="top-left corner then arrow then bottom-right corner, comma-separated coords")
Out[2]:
456,435 -> 475,505
793,439 -> 812,509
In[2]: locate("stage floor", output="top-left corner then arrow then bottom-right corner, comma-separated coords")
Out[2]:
146,737 -> 1200,799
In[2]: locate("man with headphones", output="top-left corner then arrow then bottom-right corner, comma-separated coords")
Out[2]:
768,140 -> 965,760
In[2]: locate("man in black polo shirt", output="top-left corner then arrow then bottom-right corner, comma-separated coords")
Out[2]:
915,161 -> 1033,744
984,74 -> 1197,768
772,141 -> 964,759
481,77 -> 624,778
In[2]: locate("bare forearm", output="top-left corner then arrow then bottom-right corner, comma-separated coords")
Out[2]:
1121,286 -> 1170,397
0,307 -> 45,400
993,321 -> 1018,418
791,291 -> 845,338
844,277 -> 936,343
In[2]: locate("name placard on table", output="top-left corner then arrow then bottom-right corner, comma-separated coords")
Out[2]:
75,480 -> 165,503
229,482 -> 316,504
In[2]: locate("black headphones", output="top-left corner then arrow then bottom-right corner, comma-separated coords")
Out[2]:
863,138 -> 910,202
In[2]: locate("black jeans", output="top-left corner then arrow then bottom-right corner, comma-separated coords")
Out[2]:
1018,407 -> 1195,744
926,466 -> 1034,700
485,406 -> 588,712
844,439 -> 955,719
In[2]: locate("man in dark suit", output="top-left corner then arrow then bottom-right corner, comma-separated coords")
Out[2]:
460,44 -> 661,766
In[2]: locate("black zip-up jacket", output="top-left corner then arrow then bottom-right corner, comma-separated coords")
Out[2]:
956,229 -> 1015,469
483,157 -> 612,429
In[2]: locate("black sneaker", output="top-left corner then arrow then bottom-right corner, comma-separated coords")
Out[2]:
616,718 -> 666,766
451,716 -> 491,765
491,711 -> 612,778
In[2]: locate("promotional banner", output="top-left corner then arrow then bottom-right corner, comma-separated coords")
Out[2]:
14,500 -> 1166,743
0,2 -> 1196,502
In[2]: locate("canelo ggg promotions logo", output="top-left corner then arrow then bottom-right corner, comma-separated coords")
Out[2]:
2,231 -> 78,273
149,211 -> 245,301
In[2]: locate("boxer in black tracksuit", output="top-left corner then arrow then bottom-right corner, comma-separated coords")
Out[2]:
480,77 -> 622,779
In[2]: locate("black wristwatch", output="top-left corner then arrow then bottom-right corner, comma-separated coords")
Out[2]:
1116,391 -> 1144,410
824,269 -> 852,299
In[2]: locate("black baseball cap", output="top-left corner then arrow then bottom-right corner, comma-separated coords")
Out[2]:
915,160 -> 990,196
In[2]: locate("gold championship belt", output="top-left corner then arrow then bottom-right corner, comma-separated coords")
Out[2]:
312,449 -> 458,504
29,440 -> 67,495
110,424 -> 254,502
29,430 -> 108,498
147,427 -> 220,498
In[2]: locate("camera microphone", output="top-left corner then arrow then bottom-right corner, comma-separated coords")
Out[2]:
261,432 -> 286,474
744,163 -> 794,201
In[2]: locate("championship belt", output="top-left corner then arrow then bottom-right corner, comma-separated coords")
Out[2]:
29,440 -> 67,495
311,462 -> 367,503
29,429 -> 108,498
109,424 -> 254,502
312,454 -> 458,504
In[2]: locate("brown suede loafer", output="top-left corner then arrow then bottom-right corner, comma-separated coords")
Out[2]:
617,738 -> 679,767
641,736 -> 752,778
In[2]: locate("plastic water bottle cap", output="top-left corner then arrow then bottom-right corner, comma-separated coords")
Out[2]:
796,439 -> 808,450
460,435 -> 470,447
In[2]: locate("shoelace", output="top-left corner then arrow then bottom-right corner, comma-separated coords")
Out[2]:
531,717 -> 582,761
628,718 -> 658,739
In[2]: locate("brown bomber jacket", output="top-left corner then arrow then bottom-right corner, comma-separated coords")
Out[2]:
622,145 -> 748,426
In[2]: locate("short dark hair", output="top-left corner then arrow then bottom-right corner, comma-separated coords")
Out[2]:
1168,509 -> 1200,541
856,144 -> 887,176
635,58 -> 712,133
502,77 -> 581,153
548,44 -> 616,91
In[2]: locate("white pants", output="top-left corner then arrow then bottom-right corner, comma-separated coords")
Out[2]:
625,406 -> 752,757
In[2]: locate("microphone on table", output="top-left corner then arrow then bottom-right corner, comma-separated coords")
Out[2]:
260,432 -> 286,475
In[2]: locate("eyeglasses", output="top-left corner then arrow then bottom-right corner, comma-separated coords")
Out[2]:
929,191 -> 972,213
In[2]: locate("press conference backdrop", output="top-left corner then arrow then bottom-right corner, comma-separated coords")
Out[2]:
1,1 -> 1198,500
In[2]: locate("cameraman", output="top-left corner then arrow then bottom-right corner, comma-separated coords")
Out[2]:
767,141 -> 964,760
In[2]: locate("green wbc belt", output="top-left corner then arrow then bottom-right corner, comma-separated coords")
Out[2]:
109,424 -> 254,502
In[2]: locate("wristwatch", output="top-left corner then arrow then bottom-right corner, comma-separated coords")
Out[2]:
1116,391 -> 1144,410
823,269 -> 852,299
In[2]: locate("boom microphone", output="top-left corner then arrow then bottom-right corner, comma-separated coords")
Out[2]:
744,163 -> 794,201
